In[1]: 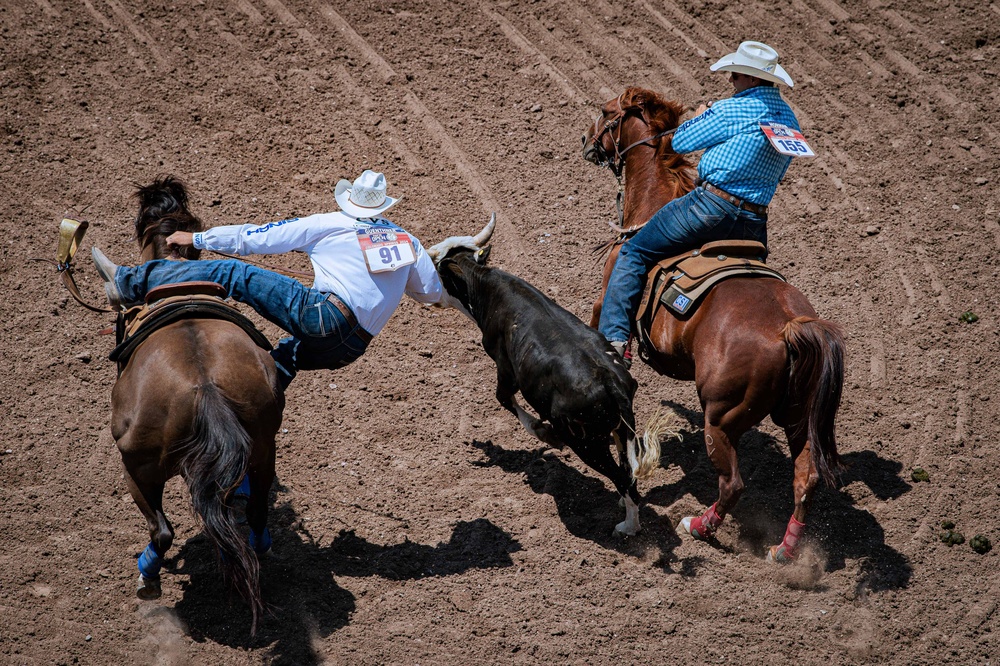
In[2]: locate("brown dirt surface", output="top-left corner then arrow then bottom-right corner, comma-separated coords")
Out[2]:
2,0 -> 998,663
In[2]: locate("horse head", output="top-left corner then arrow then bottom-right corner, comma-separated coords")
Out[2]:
581,88 -> 696,231
582,87 -> 690,171
133,176 -> 204,262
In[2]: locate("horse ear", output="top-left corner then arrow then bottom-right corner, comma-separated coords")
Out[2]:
475,245 -> 492,265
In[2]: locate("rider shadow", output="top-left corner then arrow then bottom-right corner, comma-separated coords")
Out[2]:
644,400 -> 913,592
166,490 -> 521,664
469,438 -> 685,567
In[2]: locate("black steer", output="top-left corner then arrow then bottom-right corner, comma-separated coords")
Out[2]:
429,226 -> 662,536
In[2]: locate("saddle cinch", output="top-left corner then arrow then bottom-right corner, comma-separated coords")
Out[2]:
109,281 -> 272,374
634,240 -> 786,354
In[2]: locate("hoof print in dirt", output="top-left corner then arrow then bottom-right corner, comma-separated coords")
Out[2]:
969,535 -> 992,554
910,468 -> 930,482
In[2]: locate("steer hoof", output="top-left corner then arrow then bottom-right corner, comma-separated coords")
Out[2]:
137,574 -> 162,600
613,520 -> 639,538
766,544 -> 796,564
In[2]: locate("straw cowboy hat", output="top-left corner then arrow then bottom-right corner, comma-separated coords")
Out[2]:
335,170 -> 400,218
710,41 -> 794,87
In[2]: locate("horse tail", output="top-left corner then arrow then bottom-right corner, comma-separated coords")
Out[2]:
782,316 -> 846,488
177,383 -> 263,632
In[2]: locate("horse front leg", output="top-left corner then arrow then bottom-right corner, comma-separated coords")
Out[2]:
122,458 -> 173,600
679,420 -> 744,541
766,429 -> 818,563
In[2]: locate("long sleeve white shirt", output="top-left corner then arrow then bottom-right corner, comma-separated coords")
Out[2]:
192,211 -> 443,336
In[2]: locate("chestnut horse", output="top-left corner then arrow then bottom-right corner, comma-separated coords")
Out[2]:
110,177 -> 283,630
581,88 -> 845,562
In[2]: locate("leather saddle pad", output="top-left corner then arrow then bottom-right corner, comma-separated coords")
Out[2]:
636,240 -> 785,323
110,282 -> 272,371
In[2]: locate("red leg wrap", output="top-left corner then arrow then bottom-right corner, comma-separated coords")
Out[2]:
770,516 -> 806,562
688,503 -> 723,540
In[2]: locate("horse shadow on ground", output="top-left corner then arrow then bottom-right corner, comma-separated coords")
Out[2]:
162,487 -> 521,664
645,400 -> 913,593
470,439 -> 687,570
472,399 -> 913,592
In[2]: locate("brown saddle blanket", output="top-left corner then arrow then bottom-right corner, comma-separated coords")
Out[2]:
109,281 -> 272,372
635,240 -> 786,325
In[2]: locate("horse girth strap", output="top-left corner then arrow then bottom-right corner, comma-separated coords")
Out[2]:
110,295 -> 272,372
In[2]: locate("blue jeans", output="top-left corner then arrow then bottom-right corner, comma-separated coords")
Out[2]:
598,187 -> 767,343
115,259 -> 370,388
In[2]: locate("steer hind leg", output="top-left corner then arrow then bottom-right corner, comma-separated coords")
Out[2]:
570,439 -> 641,537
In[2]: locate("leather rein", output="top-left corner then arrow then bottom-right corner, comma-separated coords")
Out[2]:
590,94 -> 677,237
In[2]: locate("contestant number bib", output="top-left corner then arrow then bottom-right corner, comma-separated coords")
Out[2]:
357,224 -> 416,273
760,122 -> 815,158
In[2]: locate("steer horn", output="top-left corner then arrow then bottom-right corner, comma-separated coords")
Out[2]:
427,212 -> 497,262
473,213 -> 496,247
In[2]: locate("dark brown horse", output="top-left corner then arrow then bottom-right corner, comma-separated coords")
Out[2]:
581,88 -> 845,562
110,177 -> 283,629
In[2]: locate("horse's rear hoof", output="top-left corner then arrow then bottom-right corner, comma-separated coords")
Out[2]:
137,574 -> 162,600
678,516 -> 694,535
766,544 -> 795,564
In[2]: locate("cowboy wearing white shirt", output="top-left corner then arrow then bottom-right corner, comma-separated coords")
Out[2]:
93,170 -> 444,388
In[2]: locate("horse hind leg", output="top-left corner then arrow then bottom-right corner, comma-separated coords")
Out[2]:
245,439 -> 276,557
766,429 -> 818,563
122,461 -> 174,600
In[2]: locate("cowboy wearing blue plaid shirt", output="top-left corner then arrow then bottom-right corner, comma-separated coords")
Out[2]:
600,41 -> 801,366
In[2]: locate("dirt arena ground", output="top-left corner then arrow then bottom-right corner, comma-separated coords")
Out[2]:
2,0 -> 998,663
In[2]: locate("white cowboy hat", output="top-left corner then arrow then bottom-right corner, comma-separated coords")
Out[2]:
335,170 -> 400,218
710,41 -> 794,88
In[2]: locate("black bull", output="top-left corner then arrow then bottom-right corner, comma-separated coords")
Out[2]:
435,246 -> 662,536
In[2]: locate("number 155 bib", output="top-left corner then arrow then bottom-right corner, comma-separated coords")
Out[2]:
356,223 -> 416,273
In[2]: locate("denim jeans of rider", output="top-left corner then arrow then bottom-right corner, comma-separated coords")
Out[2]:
598,186 -> 768,344
114,259 -> 369,387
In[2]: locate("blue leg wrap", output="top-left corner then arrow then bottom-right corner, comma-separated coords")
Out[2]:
249,527 -> 272,554
235,474 -> 251,498
138,543 -> 163,579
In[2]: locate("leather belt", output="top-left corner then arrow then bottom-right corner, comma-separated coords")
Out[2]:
326,294 -> 373,344
702,182 -> 769,216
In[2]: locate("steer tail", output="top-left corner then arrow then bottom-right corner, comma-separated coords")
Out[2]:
613,387 -> 662,480
638,407 -> 681,479
177,383 -> 263,633
782,316 -> 846,488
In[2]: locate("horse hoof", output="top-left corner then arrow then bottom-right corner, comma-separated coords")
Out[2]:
678,516 -> 713,541
618,496 -> 626,508
766,545 -> 795,564
136,574 -> 162,600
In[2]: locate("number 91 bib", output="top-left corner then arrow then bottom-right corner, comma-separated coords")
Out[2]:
760,122 -> 816,158
356,221 -> 416,273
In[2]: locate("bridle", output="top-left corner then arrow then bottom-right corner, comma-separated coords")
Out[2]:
589,94 -> 677,235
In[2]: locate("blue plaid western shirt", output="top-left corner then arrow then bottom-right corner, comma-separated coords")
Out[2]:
671,86 -> 800,205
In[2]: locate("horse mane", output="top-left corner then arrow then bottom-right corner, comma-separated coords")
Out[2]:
133,175 -> 203,260
619,87 -> 697,191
